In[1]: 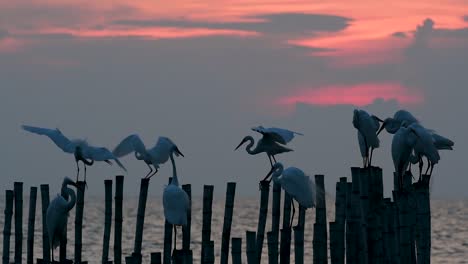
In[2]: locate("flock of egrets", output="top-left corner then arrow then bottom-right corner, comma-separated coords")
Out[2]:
20,109 -> 453,260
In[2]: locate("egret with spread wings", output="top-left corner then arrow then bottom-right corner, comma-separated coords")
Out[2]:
112,135 -> 184,178
22,125 -> 127,182
235,126 -> 303,168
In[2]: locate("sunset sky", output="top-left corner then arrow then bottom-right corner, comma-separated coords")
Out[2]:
1,0 -> 467,197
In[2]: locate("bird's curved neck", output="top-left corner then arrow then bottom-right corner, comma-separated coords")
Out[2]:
245,136 -> 260,155
135,151 -> 144,160
169,152 -> 179,186
83,159 -> 94,166
63,187 -> 76,212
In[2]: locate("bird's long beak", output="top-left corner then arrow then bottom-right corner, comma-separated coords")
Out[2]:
374,116 -> 384,122
175,147 -> 184,157
377,121 -> 387,136
235,140 -> 244,151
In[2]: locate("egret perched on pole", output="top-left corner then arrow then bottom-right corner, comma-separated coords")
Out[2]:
22,125 -> 127,183
46,177 -> 77,262
162,147 -> 189,250
235,126 -> 303,168
406,123 -> 440,180
352,109 -> 383,167
112,135 -> 184,178
264,162 -> 316,227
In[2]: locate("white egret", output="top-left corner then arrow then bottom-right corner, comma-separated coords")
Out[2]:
265,162 -> 316,227
162,147 -> 189,250
112,135 -> 183,178
46,177 -> 77,262
352,109 -> 383,167
22,125 -> 127,182
235,126 -> 303,169
407,123 -> 440,180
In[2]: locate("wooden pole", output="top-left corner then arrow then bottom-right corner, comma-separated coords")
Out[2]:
150,252 -> 162,264
329,222 -> 338,264
271,182 -> 282,254
220,182 -> 236,264
246,231 -> 257,264
231,238 -> 242,264
14,182 -> 23,264
74,181 -> 86,263
334,177 -> 347,264
280,193 -> 292,264
293,226 -> 304,264
313,175 -> 327,264
102,180 -> 113,264
40,184 -> 50,263
346,181 -> 358,264
114,175 -> 124,264
267,231 -> 278,264
133,178 -> 150,262
163,178 -> 173,264
357,168 -> 369,264
202,241 -> 214,264
394,188 -> 411,264
2,190 -> 14,264
182,184 -> 192,252
256,181 -> 270,263
201,185 -> 214,263
414,174 -> 431,264
27,187 -> 37,264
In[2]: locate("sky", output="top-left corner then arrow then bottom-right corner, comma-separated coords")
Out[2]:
0,0 -> 467,198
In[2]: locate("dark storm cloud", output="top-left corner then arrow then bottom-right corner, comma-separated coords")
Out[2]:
391,31 -> 407,38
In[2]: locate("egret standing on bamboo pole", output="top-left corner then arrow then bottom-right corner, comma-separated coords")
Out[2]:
113,135 -> 184,178
265,163 -> 316,227
46,177 -> 77,262
352,109 -> 383,167
22,125 -> 127,183
235,126 -> 302,172
162,147 -> 189,251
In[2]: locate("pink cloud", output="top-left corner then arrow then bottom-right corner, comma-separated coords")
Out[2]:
278,82 -> 424,107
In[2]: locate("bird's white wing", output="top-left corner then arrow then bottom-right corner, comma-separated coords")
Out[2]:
357,131 -> 367,158
148,137 -> 177,163
432,133 -> 454,150
22,125 -> 75,153
83,146 -> 127,171
354,110 -> 380,148
280,167 -> 315,208
112,134 -> 146,157
252,126 -> 303,144
163,185 -> 190,226
394,110 -> 418,124
410,124 -> 440,163
46,195 -> 69,249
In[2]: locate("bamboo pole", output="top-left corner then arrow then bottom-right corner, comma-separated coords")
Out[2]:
246,231 -> 257,264
2,190 -> 14,264
133,178 -> 150,262
163,178 -> 173,264
329,222 -> 338,264
267,231 -> 278,264
202,241 -> 214,264
221,182 -> 236,264
231,238 -> 242,264
74,181 -> 86,263
182,184 -> 192,252
256,180 -> 270,263
357,168 -> 369,264
414,174 -> 431,264
313,174 -> 327,264
201,185 -> 214,263
27,187 -> 37,264
150,252 -> 162,264
334,177 -> 347,264
102,180 -> 113,264
14,182 -> 23,264
394,189 -> 411,264
346,180 -> 358,264
280,192 -> 292,264
114,175 -> 124,264
40,184 -> 50,263
391,196 -> 400,263
293,226 -> 304,264
271,182 -> 282,254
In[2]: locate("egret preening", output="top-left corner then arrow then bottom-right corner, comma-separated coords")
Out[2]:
352,109 -> 383,167
162,147 -> 189,250
406,123 -> 440,180
265,163 -> 316,227
235,126 -> 303,168
113,135 -> 184,178
22,125 -> 127,183
46,177 -> 77,262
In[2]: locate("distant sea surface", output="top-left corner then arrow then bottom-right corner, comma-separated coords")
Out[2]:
0,197 -> 466,263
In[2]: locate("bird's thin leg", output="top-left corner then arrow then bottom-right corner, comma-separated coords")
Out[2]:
369,147 -> 374,167
290,200 -> 296,228
418,156 -> 424,182
144,164 -> 153,179
148,166 -> 159,179
84,164 -> 89,189
268,155 -> 273,168
272,155 -> 277,164
76,161 -> 80,182
424,157 -> 431,176
429,162 -> 434,177
51,248 -> 54,263
173,225 -> 177,251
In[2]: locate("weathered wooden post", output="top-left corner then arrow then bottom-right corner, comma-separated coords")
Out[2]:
2,190 -> 14,264
102,180 -> 113,264
267,231 -> 278,264
221,182 -> 236,264
181,184 -> 192,253
114,175 -> 124,264
202,241 -> 215,264
14,182 -> 23,264
40,184 -> 50,263
132,178 -> 150,263
246,231 -> 258,264
357,168 -> 369,264
329,222 -> 338,264
280,193 -> 292,264
382,198 -> 396,264
150,252 -> 162,264
231,237 -> 242,264
294,206 -> 305,264
394,187 -> 411,264
27,187 -> 37,264
346,181 -> 359,264
414,174 -> 431,264
366,167 -> 384,263
163,178 -> 173,264
74,181 -> 86,263
334,177 -> 347,264
256,180 -> 270,263
313,174 -> 327,264
271,182 -> 281,258
201,185 -> 214,263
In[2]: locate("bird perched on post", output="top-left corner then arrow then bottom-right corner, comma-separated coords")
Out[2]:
46,177 -> 77,262
264,163 -> 316,227
112,135 -> 184,178
22,125 -> 127,183
352,109 -> 383,168
235,126 -> 303,169
162,146 -> 189,250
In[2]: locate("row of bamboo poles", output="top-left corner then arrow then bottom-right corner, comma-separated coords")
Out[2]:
2,167 -> 431,264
